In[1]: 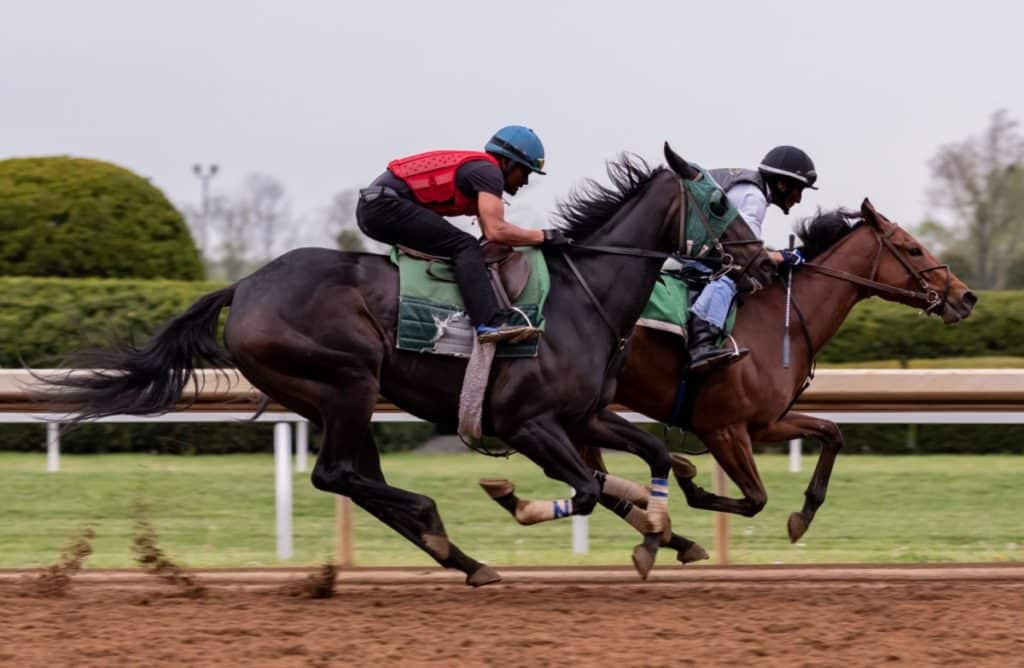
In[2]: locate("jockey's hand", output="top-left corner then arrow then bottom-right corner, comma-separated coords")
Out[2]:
778,248 -> 805,268
541,229 -> 572,247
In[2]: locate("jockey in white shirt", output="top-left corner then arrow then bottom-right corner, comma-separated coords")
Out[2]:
686,145 -> 818,373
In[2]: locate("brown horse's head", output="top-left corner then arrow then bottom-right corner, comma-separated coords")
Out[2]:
663,143 -> 775,292
858,199 -> 976,323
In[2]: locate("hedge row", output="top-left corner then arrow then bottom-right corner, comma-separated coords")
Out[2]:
0,276 -> 225,367
1,277 -> 1019,453
0,156 -> 202,280
0,422 -> 436,455
815,291 -> 1023,363
3,278 -> 1018,368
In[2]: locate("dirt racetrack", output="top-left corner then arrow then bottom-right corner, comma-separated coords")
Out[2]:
2,565 -> 1022,667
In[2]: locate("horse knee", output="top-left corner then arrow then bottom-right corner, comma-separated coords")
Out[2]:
410,496 -> 440,521
572,481 -> 601,515
820,422 -> 844,450
744,493 -> 767,517
311,465 -> 355,496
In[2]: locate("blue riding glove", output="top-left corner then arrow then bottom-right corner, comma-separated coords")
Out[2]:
779,248 -> 805,268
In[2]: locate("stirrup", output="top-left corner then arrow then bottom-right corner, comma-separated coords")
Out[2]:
476,324 -> 539,345
688,346 -> 749,373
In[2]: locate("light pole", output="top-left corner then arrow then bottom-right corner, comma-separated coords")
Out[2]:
192,163 -> 219,255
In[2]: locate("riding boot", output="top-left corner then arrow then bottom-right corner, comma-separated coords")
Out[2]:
687,315 -> 748,373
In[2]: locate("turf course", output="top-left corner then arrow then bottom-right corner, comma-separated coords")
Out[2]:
1,452 -> 1021,569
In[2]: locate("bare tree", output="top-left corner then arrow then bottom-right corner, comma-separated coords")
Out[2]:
242,173 -> 290,261
324,187 -> 378,252
210,195 -> 252,281
928,109 -> 1024,289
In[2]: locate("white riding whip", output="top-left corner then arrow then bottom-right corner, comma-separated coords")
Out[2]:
783,234 -> 794,369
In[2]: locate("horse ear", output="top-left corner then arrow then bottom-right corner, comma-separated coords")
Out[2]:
664,142 -> 699,180
860,198 -> 887,228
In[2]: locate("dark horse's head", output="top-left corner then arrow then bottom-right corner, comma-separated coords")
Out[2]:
796,199 -> 976,323
554,143 -> 774,292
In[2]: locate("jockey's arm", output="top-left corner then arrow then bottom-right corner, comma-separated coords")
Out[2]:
727,184 -> 783,264
476,192 -> 545,246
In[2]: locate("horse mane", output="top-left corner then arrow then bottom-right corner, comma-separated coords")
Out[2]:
555,154 -> 666,240
795,208 -> 865,261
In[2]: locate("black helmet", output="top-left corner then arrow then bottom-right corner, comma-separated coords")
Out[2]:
758,146 -> 818,189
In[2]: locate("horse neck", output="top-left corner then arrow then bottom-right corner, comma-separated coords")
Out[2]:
791,227 -> 880,357
743,226 -> 879,384
566,174 -> 676,339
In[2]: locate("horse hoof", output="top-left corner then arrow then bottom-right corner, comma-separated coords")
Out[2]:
787,512 -> 810,543
479,478 -> 515,499
670,453 -> 697,480
677,543 -> 709,564
467,565 -> 502,587
631,544 -> 657,580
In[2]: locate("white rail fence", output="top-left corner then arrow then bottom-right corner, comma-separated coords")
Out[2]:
3,369 -> 1023,565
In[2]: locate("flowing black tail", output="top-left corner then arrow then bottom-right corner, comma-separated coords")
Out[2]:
36,286 -> 237,423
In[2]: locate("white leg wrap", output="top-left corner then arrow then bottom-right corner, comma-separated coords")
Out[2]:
646,477 -> 670,533
625,505 -> 673,541
514,498 -> 574,525
602,474 -> 651,507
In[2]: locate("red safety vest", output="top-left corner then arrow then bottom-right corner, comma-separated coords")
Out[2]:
387,150 -> 499,216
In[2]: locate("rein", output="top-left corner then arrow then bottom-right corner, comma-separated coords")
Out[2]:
774,221 -> 951,422
561,176 -> 766,345
801,224 -> 951,314
558,176 -> 746,348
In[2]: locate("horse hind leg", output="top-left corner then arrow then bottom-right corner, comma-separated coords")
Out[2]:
313,379 -> 498,587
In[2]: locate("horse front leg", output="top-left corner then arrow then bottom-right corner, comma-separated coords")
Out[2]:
671,424 -> 768,517
569,409 -> 676,579
752,412 -> 844,542
479,414 -> 601,526
579,443 -> 708,564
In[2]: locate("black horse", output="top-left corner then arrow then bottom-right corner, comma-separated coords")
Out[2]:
39,145 -> 772,585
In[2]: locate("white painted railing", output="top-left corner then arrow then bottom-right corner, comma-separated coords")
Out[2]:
3,369 -> 1023,563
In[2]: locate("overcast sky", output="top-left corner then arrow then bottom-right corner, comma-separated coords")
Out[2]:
3,0 -> 1022,250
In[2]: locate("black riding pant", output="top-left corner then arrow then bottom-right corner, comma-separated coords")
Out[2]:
356,191 -> 501,327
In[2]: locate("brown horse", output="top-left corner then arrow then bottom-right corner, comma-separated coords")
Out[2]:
585,199 -> 975,552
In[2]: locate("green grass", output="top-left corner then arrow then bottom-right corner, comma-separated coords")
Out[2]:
819,356 -> 1024,368
1,452 -> 1021,569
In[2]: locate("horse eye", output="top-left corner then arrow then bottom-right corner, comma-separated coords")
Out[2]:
908,247 -> 923,257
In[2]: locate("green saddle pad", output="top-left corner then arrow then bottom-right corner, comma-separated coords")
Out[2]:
390,247 -> 551,358
638,272 -> 737,338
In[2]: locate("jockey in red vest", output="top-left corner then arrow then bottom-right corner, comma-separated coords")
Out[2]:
357,125 -> 568,343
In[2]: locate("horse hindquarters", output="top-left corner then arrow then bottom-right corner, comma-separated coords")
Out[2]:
229,273 -> 500,584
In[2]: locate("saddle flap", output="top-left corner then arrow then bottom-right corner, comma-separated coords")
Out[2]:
496,251 -> 531,302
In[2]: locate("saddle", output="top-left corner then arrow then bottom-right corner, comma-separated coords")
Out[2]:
396,241 -> 532,307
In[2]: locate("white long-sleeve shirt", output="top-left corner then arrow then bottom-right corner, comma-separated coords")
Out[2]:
724,183 -> 768,239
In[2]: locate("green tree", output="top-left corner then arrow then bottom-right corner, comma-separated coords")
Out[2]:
0,156 -> 201,279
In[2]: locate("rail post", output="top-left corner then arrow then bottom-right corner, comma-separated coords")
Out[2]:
336,496 -> 354,567
295,420 -> 309,473
274,422 -> 293,560
789,438 -> 802,473
713,460 -> 729,564
46,422 -> 60,473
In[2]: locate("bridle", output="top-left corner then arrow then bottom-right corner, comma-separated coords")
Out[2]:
802,222 -> 952,316
559,176 -> 767,347
770,220 -> 952,425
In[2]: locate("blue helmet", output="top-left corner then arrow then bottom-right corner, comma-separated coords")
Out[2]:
485,125 -> 546,174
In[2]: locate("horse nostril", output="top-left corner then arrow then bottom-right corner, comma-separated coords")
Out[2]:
963,291 -> 978,310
